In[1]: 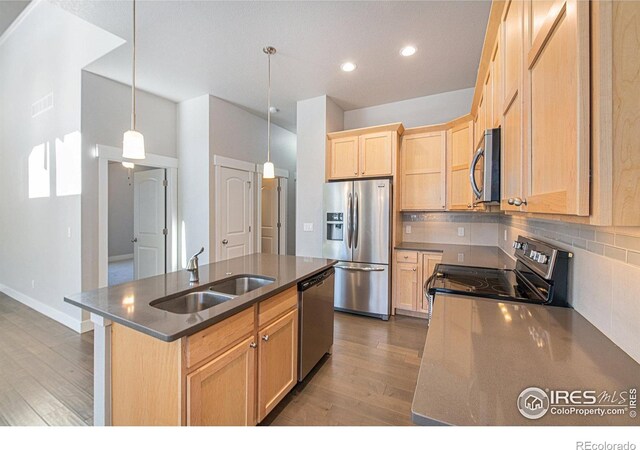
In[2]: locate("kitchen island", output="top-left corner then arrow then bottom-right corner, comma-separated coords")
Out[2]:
65,253 -> 336,426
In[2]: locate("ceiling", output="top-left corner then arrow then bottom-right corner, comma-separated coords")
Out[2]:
0,1 -> 30,37
52,1 -> 491,131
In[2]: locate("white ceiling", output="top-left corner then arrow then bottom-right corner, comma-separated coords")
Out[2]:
51,1 -> 491,131
0,1 -> 30,37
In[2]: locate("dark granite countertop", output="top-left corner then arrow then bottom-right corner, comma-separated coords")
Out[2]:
65,254 -> 336,342
412,294 -> 640,425
395,242 -> 516,269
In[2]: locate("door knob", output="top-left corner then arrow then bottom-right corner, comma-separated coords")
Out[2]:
222,239 -> 228,245
131,238 -> 138,243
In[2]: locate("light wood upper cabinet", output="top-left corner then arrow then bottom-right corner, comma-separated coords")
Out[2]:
257,308 -> 298,422
328,136 -> 359,179
187,336 -> 256,426
360,131 -> 394,177
523,0 -> 590,216
400,129 -> 446,211
326,123 -> 403,181
501,0 -> 525,212
447,120 -> 474,211
491,29 -> 502,128
475,93 -> 486,148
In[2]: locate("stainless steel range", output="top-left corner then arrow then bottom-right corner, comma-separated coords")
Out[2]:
425,236 -> 572,317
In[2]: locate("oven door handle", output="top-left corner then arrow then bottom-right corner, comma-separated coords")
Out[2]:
423,271 -> 440,321
469,147 -> 484,199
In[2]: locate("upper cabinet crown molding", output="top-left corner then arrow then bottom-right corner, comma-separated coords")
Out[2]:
327,122 -> 404,140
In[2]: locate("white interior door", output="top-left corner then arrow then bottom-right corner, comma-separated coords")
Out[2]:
218,167 -> 253,261
133,168 -> 166,279
261,178 -> 278,254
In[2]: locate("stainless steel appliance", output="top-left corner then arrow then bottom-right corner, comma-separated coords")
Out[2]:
298,267 -> 335,381
470,128 -> 501,204
323,179 -> 391,320
424,236 -> 572,319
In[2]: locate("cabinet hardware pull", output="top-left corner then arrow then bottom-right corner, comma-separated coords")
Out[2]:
412,268 -> 416,271
512,197 -> 527,206
507,198 -> 515,205
249,342 -> 257,348
262,335 -> 269,341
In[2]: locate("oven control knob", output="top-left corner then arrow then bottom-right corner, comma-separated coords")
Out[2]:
536,253 -> 548,264
530,250 -> 538,259
513,241 -> 523,249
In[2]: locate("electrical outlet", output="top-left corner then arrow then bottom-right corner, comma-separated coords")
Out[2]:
31,280 -> 35,289
405,225 -> 412,234
67,227 -> 72,238
303,223 -> 313,232
457,253 -> 465,262
457,227 -> 465,237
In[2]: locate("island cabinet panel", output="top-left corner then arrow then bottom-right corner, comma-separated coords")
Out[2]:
186,306 -> 255,369
328,136 -> 359,179
257,308 -> 299,422
186,336 -> 256,426
524,0 -> 590,216
258,286 -> 298,327
111,323 -> 184,426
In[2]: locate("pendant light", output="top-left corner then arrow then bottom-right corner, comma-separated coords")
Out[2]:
262,46 -> 276,179
122,0 -> 145,160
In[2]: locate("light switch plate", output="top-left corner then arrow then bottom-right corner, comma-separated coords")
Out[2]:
457,227 -> 465,237
303,223 -> 313,232
457,253 -> 465,262
405,225 -> 412,234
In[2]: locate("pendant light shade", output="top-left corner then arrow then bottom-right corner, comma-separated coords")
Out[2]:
123,130 -> 145,159
262,46 -> 276,179
263,161 -> 275,179
123,0 -> 145,160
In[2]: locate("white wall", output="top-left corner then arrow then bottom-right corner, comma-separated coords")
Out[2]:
81,71 -> 177,292
108,163 -> 134,258
177,95 -> 211,266
295,95 -> 344,257
343,87 -> 474,129
0,1 -> 123,331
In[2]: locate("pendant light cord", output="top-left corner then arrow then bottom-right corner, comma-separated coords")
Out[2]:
267,50 -> 271,163
131,0 -> 136,130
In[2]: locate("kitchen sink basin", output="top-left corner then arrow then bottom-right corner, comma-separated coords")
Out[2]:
150,291 -> 235,314
208,275 -> 275,296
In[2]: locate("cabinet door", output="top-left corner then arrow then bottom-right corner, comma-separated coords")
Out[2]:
524,0 -> 589,215
328,136 -> 359,179
501,0 -> 524,211
419,253 -> 441,313
359,131 -> 393,177
257,308 -> 298,422
475,94 -> 486,148
187,336 -> 256,426
400,131 -> 446,211
491,31 -> 502,128
394,262 -> 418,311
447,121 -> 474,210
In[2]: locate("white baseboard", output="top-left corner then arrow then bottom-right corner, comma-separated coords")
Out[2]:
0,283 -> 91,334
108,253 -> 133,263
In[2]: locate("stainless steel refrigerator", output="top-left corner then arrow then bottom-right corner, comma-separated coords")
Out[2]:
323,179 -> 391,320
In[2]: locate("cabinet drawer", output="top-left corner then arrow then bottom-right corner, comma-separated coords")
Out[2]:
186,306 -> 255,369
396,251 -> 418,263
258,286 -> 298,328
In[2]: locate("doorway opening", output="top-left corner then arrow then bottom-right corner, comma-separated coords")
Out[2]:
107,162 -> 167,286
261,176 -> 287,255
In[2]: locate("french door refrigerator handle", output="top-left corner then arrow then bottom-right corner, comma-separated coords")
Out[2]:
346,192 -> 353,249
335,264 -> 384,272
353,192 -> 359,249
469,147 -> 484,199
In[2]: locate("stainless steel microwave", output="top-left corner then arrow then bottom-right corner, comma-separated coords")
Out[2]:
470,128 -> 500,203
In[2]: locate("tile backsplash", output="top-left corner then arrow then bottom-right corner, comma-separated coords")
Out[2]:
400,212 -> 640,363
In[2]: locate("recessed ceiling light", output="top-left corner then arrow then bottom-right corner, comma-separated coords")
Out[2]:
340,62 -> 357,72
400,46 -> 417,57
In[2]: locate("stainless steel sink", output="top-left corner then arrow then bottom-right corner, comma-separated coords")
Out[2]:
150,291 -> 235,314
209,275 -> 275,296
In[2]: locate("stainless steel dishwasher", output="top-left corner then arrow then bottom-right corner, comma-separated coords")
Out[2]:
298,267 -> 335,381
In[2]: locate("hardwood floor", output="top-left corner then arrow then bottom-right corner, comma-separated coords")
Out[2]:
262,312 -> 428,426
0,292 -> 94,426
0,292 -> 428,426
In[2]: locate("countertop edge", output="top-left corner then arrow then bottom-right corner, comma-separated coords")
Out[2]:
64,259 -> 337,342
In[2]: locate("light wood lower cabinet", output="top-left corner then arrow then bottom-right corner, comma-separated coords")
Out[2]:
393,250 -> 442,316
257,308 -> 298,422
187,336 -> 256,426
111,287 -> 300,426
